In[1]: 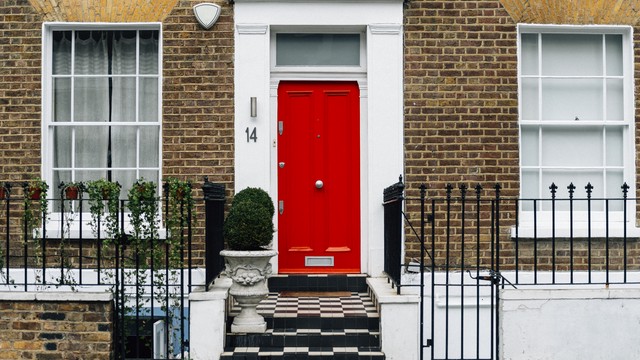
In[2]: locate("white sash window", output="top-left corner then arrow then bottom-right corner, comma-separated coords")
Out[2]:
517,25 -> 636,237
44,25 -> 162,197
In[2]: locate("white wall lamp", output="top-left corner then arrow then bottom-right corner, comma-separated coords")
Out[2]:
193,3 -> 222,30
250,97 -> 257,118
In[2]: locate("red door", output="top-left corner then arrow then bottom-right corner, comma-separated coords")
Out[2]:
277,81 -> 360,273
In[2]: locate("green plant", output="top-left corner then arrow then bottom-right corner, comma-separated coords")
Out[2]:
230,187 -> 275,217
23,179 -> 49,238
223,187 -> 274,251
164,178 -> 194,266
22,179 -> 49,265
127,178 -> 160,260
86,179 -> 121,241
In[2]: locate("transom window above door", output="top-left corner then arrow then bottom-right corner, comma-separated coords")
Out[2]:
271,31 -> 366,72
44,25 -> 161,197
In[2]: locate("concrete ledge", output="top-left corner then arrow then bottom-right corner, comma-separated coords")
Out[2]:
0,291 -> 113,302
367,277 -> 419,304
190,277 -> 232,301
501,288 -> 640,301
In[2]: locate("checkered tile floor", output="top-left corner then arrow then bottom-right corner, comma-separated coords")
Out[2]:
223,282 -> 384,359
229,292 -> 378,318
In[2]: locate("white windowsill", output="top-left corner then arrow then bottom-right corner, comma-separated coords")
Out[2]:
40,217 -> 167,240
511,223 -> 640,239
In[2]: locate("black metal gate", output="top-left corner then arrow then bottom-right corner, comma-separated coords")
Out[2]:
384,180 -> 504,360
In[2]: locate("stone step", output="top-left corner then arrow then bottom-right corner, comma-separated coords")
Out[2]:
268,274 -> 369,292
226,328 -> 381,348
219,346 -> 385,360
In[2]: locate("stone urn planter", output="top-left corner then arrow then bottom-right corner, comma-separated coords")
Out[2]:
221,187 -> 276,333
221,249 -> 277,333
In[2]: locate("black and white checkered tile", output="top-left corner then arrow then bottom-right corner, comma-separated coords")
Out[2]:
223,276 -> 384,359
220,346 -> 385,359
230,292 -> 378,318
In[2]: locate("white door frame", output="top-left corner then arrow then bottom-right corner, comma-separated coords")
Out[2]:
234,0 -> 404,276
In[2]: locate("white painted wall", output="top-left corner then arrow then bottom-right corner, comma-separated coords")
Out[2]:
500,288 -> 640,360
368,277 -> 420,360
400,271 -> 640,360
234,0 -> 404,276
189,277 -> 232,360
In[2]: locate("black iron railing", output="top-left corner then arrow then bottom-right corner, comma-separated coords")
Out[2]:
0,179 -> 226,360
383,179 -> 640,360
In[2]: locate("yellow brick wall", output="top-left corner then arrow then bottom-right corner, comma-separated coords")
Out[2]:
499,0 -> 640,25
27,0 -> 180,22
0,299 -> 113,359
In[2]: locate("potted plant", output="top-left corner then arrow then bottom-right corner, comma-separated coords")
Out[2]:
86,179 -> 121,241
61,181 -> 82,200
221,187 -> 277,333
23,179 -> 49,261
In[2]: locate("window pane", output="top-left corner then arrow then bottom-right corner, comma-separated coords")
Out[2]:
54,78 -> 71,122
541,78 -> 602,121
113,170 -> 137,197
74,77 -> 109,122
52,31 -> 71,75
521,78 -> 539,120
541,127 -> 602,167
53,127 -> 72,168
111,126 -> 137,168
111,77 -> 136,122
606,127 -> 623,167
521,169 -> 539,210
276,34 -> 360,66
542,170 -> 603,199
606,78 -> 624,121
140,127 -> 159,168
76,170 -> 108,184
139,171 -> 159,190
521,33 -> 538,75
521,127 -> 539,166
75,126 -> 109,168
606,170 -> 624,211
140,31 -> 159,75
75,31 -> 109,75
139,78 -> 158,122
112,31 -> 137,75
606,34 -> 623,76
541,34 -> 603,76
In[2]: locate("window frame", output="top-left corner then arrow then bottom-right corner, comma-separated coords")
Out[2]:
516,24 -> 638,238
41,23 -> 163,237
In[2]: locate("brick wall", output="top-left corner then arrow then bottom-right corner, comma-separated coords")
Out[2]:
404,0 -> 519,200
402,0 -> 640,267
0,293 -> 113,360
0,0 -> 235,266
0,0 -> 43,183
0,0 -> 236,190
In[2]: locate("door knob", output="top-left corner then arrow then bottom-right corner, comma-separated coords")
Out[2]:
315,180 -> 324,189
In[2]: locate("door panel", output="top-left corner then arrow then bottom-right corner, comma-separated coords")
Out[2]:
278,81 -> 360,273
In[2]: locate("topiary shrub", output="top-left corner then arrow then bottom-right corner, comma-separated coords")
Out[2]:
230,187 -> 275,217
224,188 -> 274,250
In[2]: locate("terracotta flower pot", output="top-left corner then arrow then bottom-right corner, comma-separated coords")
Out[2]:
65,186 -> 79,200
29,187 -> 42,200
